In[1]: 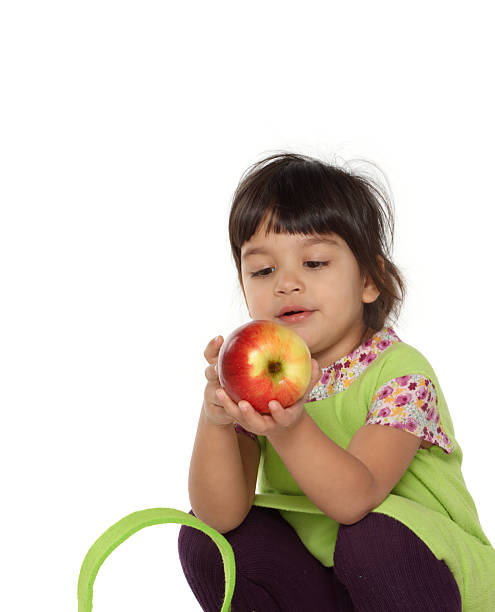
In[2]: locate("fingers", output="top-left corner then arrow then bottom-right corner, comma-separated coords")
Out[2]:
215,388 -> 242,413
204,363 -> 218,382
205,385 -> 223,408
266,398 -> 299,431
301,359 -> 322,401
216,388 -> 266,429
311,359 -> 323,385
306,359 -> 321,387
204,336 -> 225,412
204,335 -> 223,365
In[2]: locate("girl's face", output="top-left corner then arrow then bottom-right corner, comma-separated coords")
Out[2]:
240,220 -> 381,368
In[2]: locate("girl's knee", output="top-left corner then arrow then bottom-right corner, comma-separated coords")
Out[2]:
177,510 -> 223,571
177,511 -> 233,611
334,512 -> 392,576
334,512 -> 434,575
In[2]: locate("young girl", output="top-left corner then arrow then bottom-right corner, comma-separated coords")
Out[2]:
178,152 -> 495,611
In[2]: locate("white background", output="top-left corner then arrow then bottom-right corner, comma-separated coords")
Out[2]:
1,1 -> 494,610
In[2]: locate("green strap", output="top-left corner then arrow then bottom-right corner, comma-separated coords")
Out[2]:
77,507 -> 237,612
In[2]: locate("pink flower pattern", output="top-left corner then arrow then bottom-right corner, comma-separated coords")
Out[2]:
366,373 -> 453,454
234,326 -> 454,454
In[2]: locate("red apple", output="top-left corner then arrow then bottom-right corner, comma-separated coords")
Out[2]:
217,319 -> 312,415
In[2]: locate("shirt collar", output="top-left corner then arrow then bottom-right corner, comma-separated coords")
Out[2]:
308,325 -> 402,401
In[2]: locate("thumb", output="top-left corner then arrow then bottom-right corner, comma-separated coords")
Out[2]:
311,359 -> 322,383
306,359 -> 322,393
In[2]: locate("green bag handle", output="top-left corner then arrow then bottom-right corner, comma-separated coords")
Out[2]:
77,507 -> 237,612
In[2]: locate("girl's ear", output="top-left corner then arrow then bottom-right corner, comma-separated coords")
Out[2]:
361,256 -> 384,304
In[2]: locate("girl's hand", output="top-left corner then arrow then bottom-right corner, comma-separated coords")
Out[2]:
202,335 -> 236,427
215,359 -> 322,437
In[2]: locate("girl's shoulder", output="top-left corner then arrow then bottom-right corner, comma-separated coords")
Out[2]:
370,336 -> 438,382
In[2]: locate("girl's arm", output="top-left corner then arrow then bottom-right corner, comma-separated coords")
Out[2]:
267,415 -> 421,524
188,407 -> 254,533
188,335 -> 257,534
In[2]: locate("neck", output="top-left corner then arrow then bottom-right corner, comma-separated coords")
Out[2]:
357,325 -> 375,348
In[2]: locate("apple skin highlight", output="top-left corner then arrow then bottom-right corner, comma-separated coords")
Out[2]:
217,320 -> 312,414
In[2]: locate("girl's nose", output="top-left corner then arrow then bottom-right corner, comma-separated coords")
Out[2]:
274,269 -> 303,294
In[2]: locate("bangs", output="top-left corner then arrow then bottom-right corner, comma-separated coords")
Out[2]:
230,159 -> 352,253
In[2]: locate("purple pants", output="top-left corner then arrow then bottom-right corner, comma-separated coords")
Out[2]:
178,505 -> 461,611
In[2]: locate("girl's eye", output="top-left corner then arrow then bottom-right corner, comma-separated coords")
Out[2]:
305,260 -> 329,269
251,267 -> 274,278
250,261 -> 329,278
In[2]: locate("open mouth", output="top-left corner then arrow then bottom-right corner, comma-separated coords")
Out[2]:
281,310 -> 305,317
278,310 -> 314,323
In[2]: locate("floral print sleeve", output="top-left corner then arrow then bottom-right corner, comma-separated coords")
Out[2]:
366,375 -> 454,454
234,422 -> 258,442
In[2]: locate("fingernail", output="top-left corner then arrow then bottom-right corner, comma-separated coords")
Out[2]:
216,389 -> 223,398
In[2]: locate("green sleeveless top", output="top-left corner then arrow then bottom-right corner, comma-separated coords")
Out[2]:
249,327 -> 495,610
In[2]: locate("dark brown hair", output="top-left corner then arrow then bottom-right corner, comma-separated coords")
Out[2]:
228,151 -> 406,331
